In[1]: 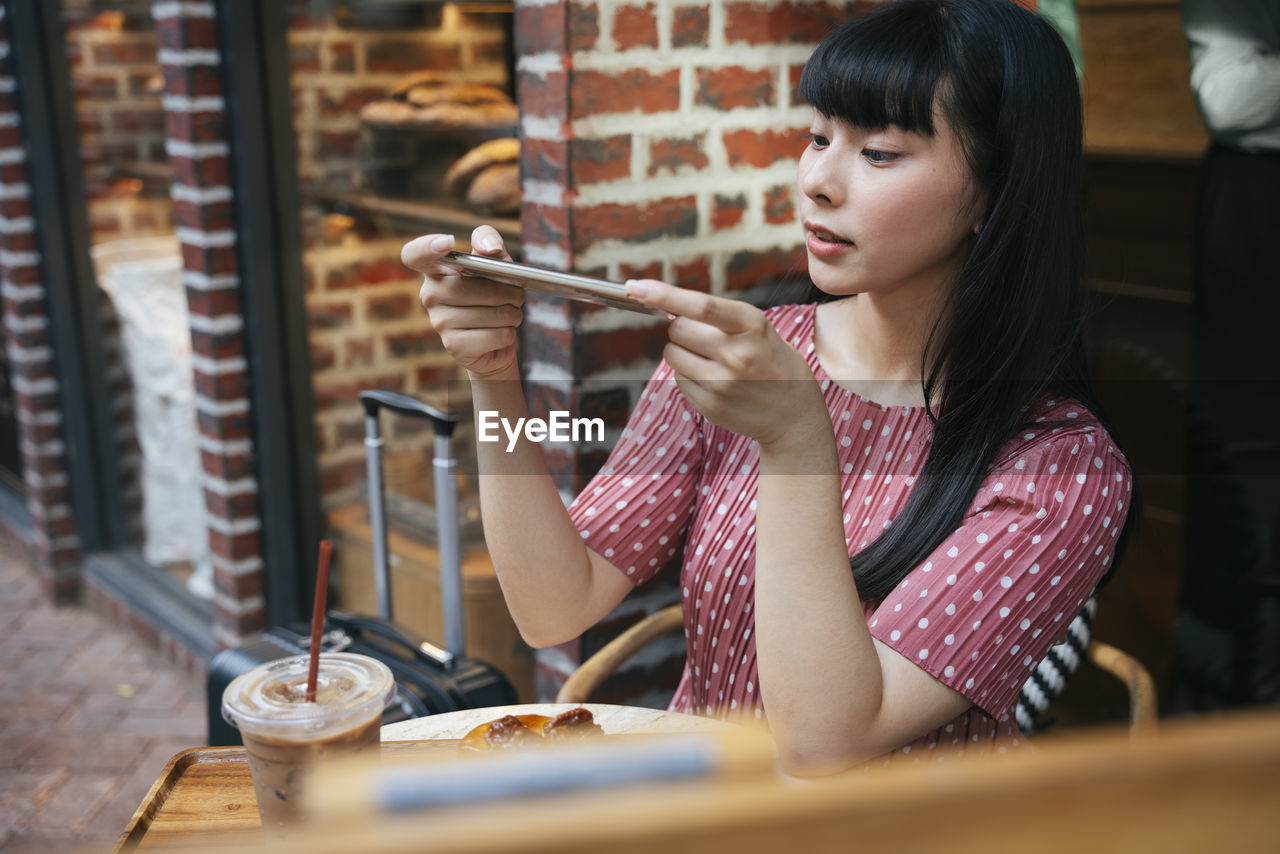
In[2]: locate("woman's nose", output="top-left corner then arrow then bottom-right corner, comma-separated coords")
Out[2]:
798,154 -> 836,206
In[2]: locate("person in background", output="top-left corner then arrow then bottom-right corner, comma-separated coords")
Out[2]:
404,0 -> 1134,774
1174,0 -> 1280,711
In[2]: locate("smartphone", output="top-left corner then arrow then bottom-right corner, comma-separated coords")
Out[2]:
444,251 -> 663,316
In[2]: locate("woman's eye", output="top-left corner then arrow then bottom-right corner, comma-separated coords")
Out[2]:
806,133 -> 830,149
863,148 -> 898,164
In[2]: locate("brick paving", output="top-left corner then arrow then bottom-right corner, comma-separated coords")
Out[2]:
0,551 -> 206,853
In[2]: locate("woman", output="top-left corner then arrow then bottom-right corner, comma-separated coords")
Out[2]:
403,0 -> 1133,774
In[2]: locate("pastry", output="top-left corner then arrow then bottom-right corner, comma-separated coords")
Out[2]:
444,137 -> 520,196
465,162 -> 521,214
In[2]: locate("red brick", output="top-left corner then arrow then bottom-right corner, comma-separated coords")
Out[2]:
163,65 -> 222,97
358,257 -> 413,287
290,41 -> 320,74
205,490 -> 261,528
573,195 -> 697,252
415,362 -> 459,390
722,126 -> 806,168
519,69 -> 569,119
764,184 -> 795,224
522,138 -> 569,184
576,326 -> 665,372
366,41 -> 460,73
307,301 -> 351,331
673,5 -> 710,48
575,386 -> 633,427
181,243 -> 238,277
194,366 -> 249,400
344,336 -> 376,367
697,66 -> 775,110
572,135 -> 631,184
320,457 -> 367,495
516,3 -> 567,55
186,286 -> 241,319
164,107 -> 225,144
570,68 -> 679,120
312,343 -> 336,372
329,41 -> 356,73
155,16 -> 219,52
314,129 -> 361,160
725,2 -> 852,46
613,4 -> 658,51
318,86 -> 384,118
208,528 -> 262,564
789,63 -> 807,106
618,261 -> 662,281
523,319 -> 574,368
212,564 -> 263,600
367,292 -> 415,321
201,446 -> 253,483
712,193 -> 747,230
648,134 -> 707,177
198,407 -> 254,442
725,245 -> 804,292
169,152 -> 230,187
92,41 -> 157,66
174,199 -> 234,232
520,202 -> 571,251
569,2 -> 601,53
312,373 -> 405,413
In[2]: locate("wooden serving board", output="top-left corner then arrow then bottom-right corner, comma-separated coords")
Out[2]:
113,740 -> 459,852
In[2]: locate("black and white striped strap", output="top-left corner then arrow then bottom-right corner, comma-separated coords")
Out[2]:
1015,593 -> 1097,733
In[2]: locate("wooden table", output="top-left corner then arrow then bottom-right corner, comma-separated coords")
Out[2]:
114,703 -> 728,852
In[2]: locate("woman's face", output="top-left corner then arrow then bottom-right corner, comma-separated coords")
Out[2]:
798,108 -> 985,304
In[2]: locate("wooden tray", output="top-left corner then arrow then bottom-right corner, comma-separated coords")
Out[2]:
113,740 -> 459,852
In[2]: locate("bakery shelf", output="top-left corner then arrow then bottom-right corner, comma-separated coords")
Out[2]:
304,188 -> 522,253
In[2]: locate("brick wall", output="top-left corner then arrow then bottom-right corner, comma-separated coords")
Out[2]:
153,0 -> 265,649
0,6 -> 83,601
511,0 -> 888,698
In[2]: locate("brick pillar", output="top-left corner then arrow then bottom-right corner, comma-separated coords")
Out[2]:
154,1 -> 266,648
0,5 -> 83,601
512,0 -> 865,700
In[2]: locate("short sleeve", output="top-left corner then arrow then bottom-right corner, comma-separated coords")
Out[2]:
567,361 -> 704,585
868,427 -> 1132,719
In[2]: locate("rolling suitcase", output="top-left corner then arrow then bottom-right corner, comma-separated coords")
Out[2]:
206,390 -> 516,745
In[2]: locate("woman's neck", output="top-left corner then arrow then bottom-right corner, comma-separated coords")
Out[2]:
816,290 -> 944,406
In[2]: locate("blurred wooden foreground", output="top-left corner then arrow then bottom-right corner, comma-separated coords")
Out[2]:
207,709 -> 1280,854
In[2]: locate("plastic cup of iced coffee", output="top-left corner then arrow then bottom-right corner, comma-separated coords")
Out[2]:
221,652 -> 395,834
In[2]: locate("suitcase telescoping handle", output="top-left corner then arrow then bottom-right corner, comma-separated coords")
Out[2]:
358,390 -> 466,661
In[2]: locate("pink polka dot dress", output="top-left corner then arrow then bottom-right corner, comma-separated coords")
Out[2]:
567,303 -> 1132,759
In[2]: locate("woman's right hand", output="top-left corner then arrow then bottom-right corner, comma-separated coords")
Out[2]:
402,225 -> 525,379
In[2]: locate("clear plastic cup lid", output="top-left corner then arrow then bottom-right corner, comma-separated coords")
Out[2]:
221,652 -> 395,739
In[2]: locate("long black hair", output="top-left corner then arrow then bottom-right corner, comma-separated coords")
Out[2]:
799,0 -> 1133,602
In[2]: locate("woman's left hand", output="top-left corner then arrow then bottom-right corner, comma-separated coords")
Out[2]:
627,279 -> 828,450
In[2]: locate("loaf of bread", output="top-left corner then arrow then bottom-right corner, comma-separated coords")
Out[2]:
443,137 -> 520,197
465,162 -> 520,215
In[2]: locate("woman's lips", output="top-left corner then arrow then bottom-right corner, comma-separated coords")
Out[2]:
806,226 -> 854,258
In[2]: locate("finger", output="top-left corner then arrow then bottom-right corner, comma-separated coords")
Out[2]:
662,339 -> 723,384
666,315 -> 730,361
446,326 -> 519,361
470,225 -> 513,260
402,233 -> 457,273
421,272 -> 526,310
429,302 -> 524,332
626,279 -> 758,334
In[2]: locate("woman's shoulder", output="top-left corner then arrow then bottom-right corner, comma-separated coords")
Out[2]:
983,397 -> 1132,497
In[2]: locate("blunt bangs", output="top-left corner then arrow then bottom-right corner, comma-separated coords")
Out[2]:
798,3 -> 952,135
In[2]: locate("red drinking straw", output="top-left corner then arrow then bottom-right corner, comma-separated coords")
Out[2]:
305,540 -> 333,703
